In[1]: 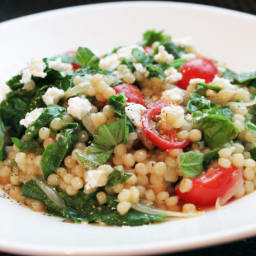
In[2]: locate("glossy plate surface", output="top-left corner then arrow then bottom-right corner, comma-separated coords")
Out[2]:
0,2 -> 256,255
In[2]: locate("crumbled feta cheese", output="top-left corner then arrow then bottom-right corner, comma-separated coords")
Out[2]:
154,45 -> 174,64
161,105 -> 185,129
23,80 -> 35,91
42,87 -> 65,106
73,74 -> 92,87
117,65 -> 136,84
117,45 -> 144,61
125,103 -> 146,128
67,97 -> 92,120
212,76 -> 235,89
20,58 -> 47,84
48,58 -> 73,74
161,87 -> 185,104
84,169 -> 109,190
180,52 -> 196,60
133,63 -> 149,81
189,78 -> 206,87
20,108 -> 44,128
164,67 -> 182,83
99,54 -> 120,70
173,37 -> 195,50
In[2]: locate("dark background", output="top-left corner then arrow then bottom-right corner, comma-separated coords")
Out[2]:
1,0 -> 256,255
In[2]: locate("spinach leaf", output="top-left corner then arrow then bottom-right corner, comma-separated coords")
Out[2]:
195,83 -> 222,95
203,149 -> 219,168
22,180 -> 165,226
131,48 -> 152,65
170,58 -> 187,69
198,115 -> 238,148
26,105 -> 66,139
6,74 -> 24,90
186,93 -> 211,113
75,150 -> 113,170
106,169 -> 132,187
12,137 -> 37,152
222,69 -> 256,87
0,118 -> 6,161
147,64 -> 165,79
140,29 -> 171,46
179,151 -> 204,178
162,41 -> 184,59
41,129 -> 78,178
75,47 -> 99,69
88,118 -> 129,153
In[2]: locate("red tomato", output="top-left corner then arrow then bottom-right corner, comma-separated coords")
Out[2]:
114,83 -> 146,106
143,46 -> 153,54
66,50 -> 81,70
176,166 -> 242,207
177,57 -> 219,90
141,100 -> 190,150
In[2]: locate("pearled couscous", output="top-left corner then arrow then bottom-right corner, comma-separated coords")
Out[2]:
1,30 -> 256,226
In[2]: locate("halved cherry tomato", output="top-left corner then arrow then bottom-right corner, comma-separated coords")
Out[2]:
141,100 -> 190,150
66,50 -> 81,70
176,166 -> 242,207
177,57 -> 219,90
114,83 -> 146,106
143,46 -> 153,54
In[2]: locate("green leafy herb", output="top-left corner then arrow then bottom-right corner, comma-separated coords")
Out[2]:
222,69 -> 256,86
6,74 -> 23,90
41,129 -> 78,178
140,29 -> 171,46
198,115 -> 238,148
75,150 -> 113,170
106,169 -> 132,187
131,48 -> 152,65
246,121 -> 256,138
250,148 -> 256,161
22,180 -> 165,226
75,47 -> 99,69
195,83 -> 222,95
162,41 -> 184,59
170,58 -> 187,69
179,151 -> 204,178
88,118 -> 129,153
0,118 -> 6,161
186,93 -> 211,113
26,105 -> 66,139
203,149 -> 219,168
12,137 -> 37,152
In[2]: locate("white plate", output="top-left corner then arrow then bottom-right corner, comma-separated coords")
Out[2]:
0,2 -> 256,256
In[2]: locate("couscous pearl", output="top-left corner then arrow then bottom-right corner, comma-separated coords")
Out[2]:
84,85 -> 96,96
136,186 -> 146,197
96,191 -> 107,205
189,129 -> 202,142
57,167 -> 67,177
39,127 -> 50,140
153,162 -> 167,176
183,203 -> 196,213
165,157 -> 177,168
169,149 -> 182,157
177,130 -> 189,140
235,185 -> 245,198
244,159 -> 256,168
113,156 -> 123,166
135,163 -> 147,176
47,174 -> 59,186
231,153 -> 244,167
50,118 -> 63,130
243,167 -> 255,181
145,189 -> 156,202
134,149 -> 147,162
10,175 -> 20,186
218,148 -> 232,158
117,202 -> 132,215
78,131 -> 89,143
71,177 -> 83,190
114,144 -> 127,157
123,153 -> 135,168
137,175 -> 149,186
112,184 -> 124,193
126,173 -> 137,185
91,112 -> 107,128
179,178 -> 193,193
156,191 -> 169,203
30,200 -> 44,212
103,105 -> 114,118
244,181 -> 254,194
218,158 -> 231,168
64,156 -> 76,169
63,174 -> 73,185
233,143 -> 244,153
129,186 -> 140,203
66,185 -> 77,196
166,196 -> 178,207
118,189 -> 131,202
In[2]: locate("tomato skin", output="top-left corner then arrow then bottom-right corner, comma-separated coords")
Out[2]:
142,100 -> 190,150
143,46 -> 153,54
65,50 -> 81,70
176,166 -> 242,207
114,83 -> 146,106
177,57 -> 219,90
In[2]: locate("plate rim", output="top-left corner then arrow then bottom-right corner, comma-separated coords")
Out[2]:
1,1 -> 256,255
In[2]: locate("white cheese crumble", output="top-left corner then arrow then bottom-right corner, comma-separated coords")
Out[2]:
180,52 -> 196,60
154,45 -> 174,64
42,87 -> 65,106
99,54 -> 120,70
133,63 -> 149,81
164,67 -> 182,84
20,108 -> 44,128
20,58 -> 47,84
160,105 -> 185,129
161,87 -> 185,104
212,76 -> 235,89
117,65 -> 136,84
84,169 -> 109,190
48,58 -> 73,74
125,103 -> 146,128
67,97 -> 92,120
172,37 -> 195,50
189,78 -> 206,87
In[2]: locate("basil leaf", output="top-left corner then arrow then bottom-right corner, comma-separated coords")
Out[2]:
6,74 -> 24,90
41,129 -> 78,178
162,41 -> 184,59
222,69 -> 256,87
106,169 -> 132,188
75,47 -> 99,69
179,151 -> 204,178
186,93 -> 211,113
203,149 -> 219,168
75,150 -> 113,170
195,83 -> 222,95
170,58 -> 187,69
12,137 -> 37,152
140,29 -> 171,46
131,48 -> 152,65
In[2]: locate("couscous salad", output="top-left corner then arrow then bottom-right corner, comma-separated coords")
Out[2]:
0,30 -> 255,226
